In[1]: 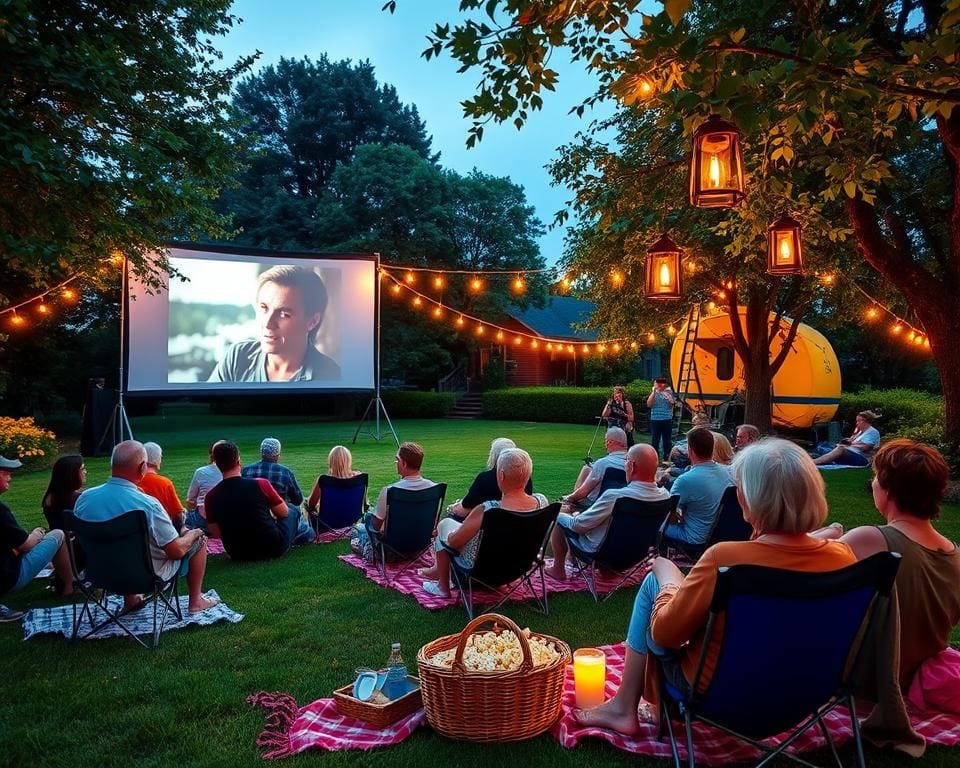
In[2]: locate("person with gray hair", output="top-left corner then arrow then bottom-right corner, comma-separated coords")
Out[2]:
561,427 -> 628,511
814,410 -> 881,466
185,439 -> 227,533
208,264 -> 341,382
74,440 -> 217,614
137,441 -> 186,529
445,437 -> 534,521
572,438 -> 856,736
241,437 -> 304,507
547,443 -> 669,581
420,448 -> 549,598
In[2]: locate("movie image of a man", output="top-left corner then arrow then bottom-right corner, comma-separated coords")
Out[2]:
208,265 -> 341,383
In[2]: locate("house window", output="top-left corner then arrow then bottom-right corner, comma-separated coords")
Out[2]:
717,347 -> 735,381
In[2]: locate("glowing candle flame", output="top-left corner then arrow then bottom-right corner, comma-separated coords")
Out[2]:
658,262 -> 672,289
708,154 -> 722,187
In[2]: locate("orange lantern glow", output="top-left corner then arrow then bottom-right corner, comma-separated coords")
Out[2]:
644,234 -> 683,300
767,214 -> 804,275
689,115 -> 746,208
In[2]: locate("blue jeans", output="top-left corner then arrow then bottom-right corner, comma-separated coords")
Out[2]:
11,531 -> 63,592
650,419 -> 673,460
281,505 -> 314,549
176,534 -> 205,577
626,571 -> 690,693
184,509 -> 209,534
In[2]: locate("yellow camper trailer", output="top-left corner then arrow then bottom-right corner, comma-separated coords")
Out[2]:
669,309 -> 841,429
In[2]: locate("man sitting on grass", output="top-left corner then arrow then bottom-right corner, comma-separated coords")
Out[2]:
561,428 -> 628,511
241,437 -> 304,507
546,444 -> 669,581
205,440 -> 312,561
138,441 -> 186,529
74,440 -> 217,614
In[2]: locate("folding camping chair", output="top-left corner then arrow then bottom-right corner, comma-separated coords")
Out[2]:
65,509 -> 183,649
366,483 -> 447,581
566,496 -> 678,601
658,485 -> 751,563
445,502 -> 560,619
309,473 -> 368,539
660,551 -> 901,768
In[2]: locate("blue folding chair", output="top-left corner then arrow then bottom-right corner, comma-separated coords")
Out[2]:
658,485 -> 749,563
65,510 -> 183,649
366,483 -> 447,581
565,496 -> 678,601
445,502 -> 560,619
309,473 -> 368,539
660,551 -> 901,768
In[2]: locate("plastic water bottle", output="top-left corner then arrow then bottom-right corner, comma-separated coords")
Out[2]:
385,642 -> 407,699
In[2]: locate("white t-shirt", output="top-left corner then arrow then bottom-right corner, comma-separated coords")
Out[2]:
848,425 -> 880,456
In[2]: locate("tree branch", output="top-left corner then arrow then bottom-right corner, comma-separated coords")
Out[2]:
727,285 -> 751,362
770,302 -> 809,376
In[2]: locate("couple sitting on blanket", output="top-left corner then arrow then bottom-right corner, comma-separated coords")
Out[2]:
573,438 -> 960,757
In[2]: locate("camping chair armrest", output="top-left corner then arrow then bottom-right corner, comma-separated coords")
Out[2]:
655,514 -> 671,557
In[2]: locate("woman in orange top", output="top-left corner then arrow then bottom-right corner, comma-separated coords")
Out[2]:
574,438 -> 856,735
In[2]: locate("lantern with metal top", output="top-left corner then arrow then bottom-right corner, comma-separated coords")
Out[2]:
689,115 -> 746,208
645,233 -> 683,300
766,213 -> 804,275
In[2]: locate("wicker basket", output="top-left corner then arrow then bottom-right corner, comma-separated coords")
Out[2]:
332,675 -> 423,728
417,613 -> 571,742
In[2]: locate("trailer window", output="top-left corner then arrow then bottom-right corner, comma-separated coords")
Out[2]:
717,347 -> 735,381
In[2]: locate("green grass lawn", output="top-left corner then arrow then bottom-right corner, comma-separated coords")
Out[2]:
2,408 -> 958,768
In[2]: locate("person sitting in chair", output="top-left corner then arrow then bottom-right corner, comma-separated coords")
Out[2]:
1,455 -> 74,621
349,442 -> 436,561
734,423 -> 760,452
73,441 -> 217,614
445,437 -> 532,521
419,448 -> 548,598
572,439 -> 856,735
814,410 -> 881,466
545,444 -> 668,581
204,441 -> 313,561
562,428 -> 628,511
138,441 -> 186,529
661,427 -> 733,548
305,445 -> 367,521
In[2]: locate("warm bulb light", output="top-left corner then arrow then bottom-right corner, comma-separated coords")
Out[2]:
514,336 -> 522,344
866,307 -> 879,320
546,342 -> 553,350
647,332 -> 656,343
62,288 -> 77,301
630,341 -> 638,350
567,344 -> 574,353
707,301 -> 716,312
470,277 -> 483,292
9,313 -> 25,328
456,316 -> 465,327
686,261 -> 697,273
611,271 -> 623,287
391,283 -> 401,295
658,263 -> 672,288
433,306 -> 443,318
820,273 -> 835,286
496,330 -> 504,341
913,335 -> 923,346
476,324 -> 484,335
583,345 -> 591,354
718,290 -> 727,300
434,275 -> 444,289
667,325 -> 677,336
513,276 -> 525,292
405,271 -> 415,284
924,338 -> 930,348
531,340 -> 539,349
907,330 -> 916,341
892,323 -> 903,334
36,303 -> 49,315
110,251 -> 124,267
413,296 -> 422,308
613,342 -> 621,352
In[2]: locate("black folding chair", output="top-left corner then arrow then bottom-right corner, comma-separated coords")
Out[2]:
446,502 -> 561,619
658,485 -> 749,562
660,552 -> 901,768
309,473 -> 368,539
597,466 -> 627,495
65,510 -> 183,649
565,496 -> 678,601
366,483 -> 447,581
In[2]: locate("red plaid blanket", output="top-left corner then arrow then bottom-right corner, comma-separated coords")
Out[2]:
206,531 -> 340,557
338,554 -> 653,610
551,643 -> 960,764
248,691 -> 425,759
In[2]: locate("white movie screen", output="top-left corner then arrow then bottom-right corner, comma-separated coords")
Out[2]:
127,247 -> 376,393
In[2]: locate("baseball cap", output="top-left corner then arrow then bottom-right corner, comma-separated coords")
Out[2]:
0,456 -> 23,470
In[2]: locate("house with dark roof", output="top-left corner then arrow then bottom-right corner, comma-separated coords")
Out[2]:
471,295 -> 660,388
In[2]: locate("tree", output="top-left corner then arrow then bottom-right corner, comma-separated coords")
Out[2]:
220,56 -> 436,249
418,0 -> 960,444
0,0 -> 254,294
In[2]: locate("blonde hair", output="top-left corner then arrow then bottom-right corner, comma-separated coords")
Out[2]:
486,437 -> 517,470
711,432 -> 734,464
732,438 -> 828,535
327,445 -> 353,478
496,448 -> 533,490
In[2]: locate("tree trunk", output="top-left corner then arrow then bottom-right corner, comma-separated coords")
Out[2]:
741,299 -> 775,432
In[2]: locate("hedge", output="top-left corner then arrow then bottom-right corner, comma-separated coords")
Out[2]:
837,387 -> 944,439
378,390 -> 456,419
482,382 -> 653,424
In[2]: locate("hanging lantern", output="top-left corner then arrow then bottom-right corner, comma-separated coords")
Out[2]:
644,234 -> 683,300
689,114 -> 746,208
766,213 -> 804,275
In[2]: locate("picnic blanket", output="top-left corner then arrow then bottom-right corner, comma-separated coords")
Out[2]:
551,643 -> 960,764
205,531 -> 341,557
338,553 -> 652,610
206,537 -> 225,555
248,691 -> 425,759
22,589 -> 243,641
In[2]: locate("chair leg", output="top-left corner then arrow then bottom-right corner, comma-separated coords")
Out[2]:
817,715 -> 842,768
848,694 -> 867,768
684,710 -> 696,768
662,699 -> 682,768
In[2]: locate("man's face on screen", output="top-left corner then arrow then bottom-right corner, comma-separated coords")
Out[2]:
255,282 -> 322,358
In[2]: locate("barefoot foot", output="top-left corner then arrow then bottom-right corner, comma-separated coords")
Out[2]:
571,697 -> 652,736
188,596 -> 220,613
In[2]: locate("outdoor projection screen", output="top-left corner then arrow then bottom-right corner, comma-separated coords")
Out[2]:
127,245 -> 377,394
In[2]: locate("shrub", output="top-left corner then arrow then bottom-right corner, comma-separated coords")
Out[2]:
482,384 -> 652,424
0,416 -> 58,472
837,387 -> 943,437
379,390 -> 455,418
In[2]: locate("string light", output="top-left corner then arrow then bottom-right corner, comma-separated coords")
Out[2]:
391,283 -> 401,296
630,341 -> 638,350
891,322 -> 903,334
433,305 -> 443,318
433,275 -> 445,289
647,332 -> 656,343
412,296 -> 422,308
610,271 -> 624,287
667,325 -> 677,336
470,276 -> 483,292
496,330 -> 504,341
512,275 -> 526,293
8,312 -> 25,329
405,271 -> 416,284
476,324 -> 485,336
865,307 -> 879,320
456,315 -> 465,327
36,303 -> 49,316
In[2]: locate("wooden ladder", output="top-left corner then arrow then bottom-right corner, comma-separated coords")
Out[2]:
673,304 -> 705,436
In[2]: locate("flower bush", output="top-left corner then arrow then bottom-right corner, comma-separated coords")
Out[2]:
0,417 -> 58,472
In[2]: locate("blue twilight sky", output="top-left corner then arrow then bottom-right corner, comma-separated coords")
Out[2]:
216,0 -> 616,266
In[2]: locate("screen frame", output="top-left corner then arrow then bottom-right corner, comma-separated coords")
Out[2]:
124,242 -> 380,397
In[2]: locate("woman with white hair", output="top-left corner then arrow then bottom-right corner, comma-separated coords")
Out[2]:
445,437 -> 533,521
420,448 -> 548,598
573,438 -> 857,735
